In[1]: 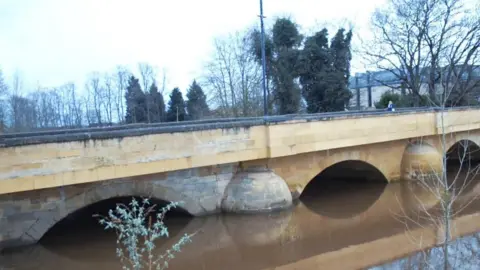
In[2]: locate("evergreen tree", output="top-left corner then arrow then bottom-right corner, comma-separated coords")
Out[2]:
251,17 -> 303,115
125,76 -> 147,123
298,28 -> 353,112
251,29 -> 274,112
298,29 -> 331,113
272,18 -> 303,48
271,18 -> 303,115
186,80 -> 209,120
166,88 -> 186,122
327,28 -> 353,111
147,83 -> 166,122
251,29 -> 274,69
331,28 -> 353,85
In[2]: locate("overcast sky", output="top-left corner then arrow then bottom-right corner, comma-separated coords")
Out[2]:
0,0 -> 385,94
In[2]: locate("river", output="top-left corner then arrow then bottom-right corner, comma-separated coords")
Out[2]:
1,168 -> 480,270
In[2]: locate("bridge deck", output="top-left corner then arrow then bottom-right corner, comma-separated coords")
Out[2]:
0,106 -> 479,195
0,106 -> 470,148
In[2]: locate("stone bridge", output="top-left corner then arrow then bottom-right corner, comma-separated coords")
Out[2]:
1,107 -> 480,249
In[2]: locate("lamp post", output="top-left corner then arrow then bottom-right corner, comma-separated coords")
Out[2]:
259,0 -> 268,117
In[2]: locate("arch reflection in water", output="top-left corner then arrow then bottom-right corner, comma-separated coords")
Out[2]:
5,183 -> 480,270
300,160 -> 388,219
40,196 -> 193,263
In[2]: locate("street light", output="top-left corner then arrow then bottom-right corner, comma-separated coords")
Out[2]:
259,0 -> 268,117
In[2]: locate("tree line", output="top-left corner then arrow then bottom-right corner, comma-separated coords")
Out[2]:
124,75 -> 209,124
0,64 -> 210,133
0,17 -> 353,133
1,0 -> 478,133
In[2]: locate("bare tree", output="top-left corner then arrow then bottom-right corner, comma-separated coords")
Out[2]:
0,63 -> 170,132
66,83 -> 84,127
10,95 -> 37,132
233,31 -> 264,116
208,36 -> 238,117
376,233 -> 480,269
376,7 -> 480,260
158,67 -> 168,95
361,0 -> 480,106
0,69 -> 8,132
0,68 -> 7,96
9,71 -> 26,132
113,65 -> 130,123
103,73 -> 114,124
138,62 -> 157,123
31,88 -> 51,128
33,87 -> 66,129
85,72 -> 104,125
11,70 -> 22,96
49,88 -> 63,127
53,83 -> 83,127
203,30 -> 263,117
394,81 -> 480,269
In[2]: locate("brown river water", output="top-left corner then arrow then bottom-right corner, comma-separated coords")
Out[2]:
1,167 -> 480,270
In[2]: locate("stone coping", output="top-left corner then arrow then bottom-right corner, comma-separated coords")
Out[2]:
0,106 -> 477,148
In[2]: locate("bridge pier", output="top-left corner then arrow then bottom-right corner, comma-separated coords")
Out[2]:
401,142 -> 443,182
221,165 -> 293,214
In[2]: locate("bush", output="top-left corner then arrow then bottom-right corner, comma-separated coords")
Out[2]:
375,91 -> 430,109
374,92 -> 402,109
94,198 -> 195,270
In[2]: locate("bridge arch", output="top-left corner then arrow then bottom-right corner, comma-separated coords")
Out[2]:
300,160 -> 388,219
446,139 -> 480,165
304,160 -> 389,186
445,135 -> 480,155
295,153 -> 394,191
444,139 -> 480,195
24,180 -> 203,244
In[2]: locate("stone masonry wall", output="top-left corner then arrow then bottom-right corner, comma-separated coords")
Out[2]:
0,162 -> 295,250
4,107 -> 479,197
0,163 -> 237,250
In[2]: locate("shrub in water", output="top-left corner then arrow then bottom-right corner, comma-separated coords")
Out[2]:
94,197 -> 195,270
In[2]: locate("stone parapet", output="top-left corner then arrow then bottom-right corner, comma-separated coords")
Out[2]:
2,106 -> 476,148
1,107 -> 480,196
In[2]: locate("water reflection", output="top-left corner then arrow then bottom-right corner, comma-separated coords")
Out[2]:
222,210 -> 292,246
2,179 -> 480,270
37,196 -> 193,264
371,231 -> 480,270
368,163 -> 480,270
301,180 -> 388,219
301,160 -> 388,219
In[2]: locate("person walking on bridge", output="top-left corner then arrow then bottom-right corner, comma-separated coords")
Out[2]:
387,100 -> 395,112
